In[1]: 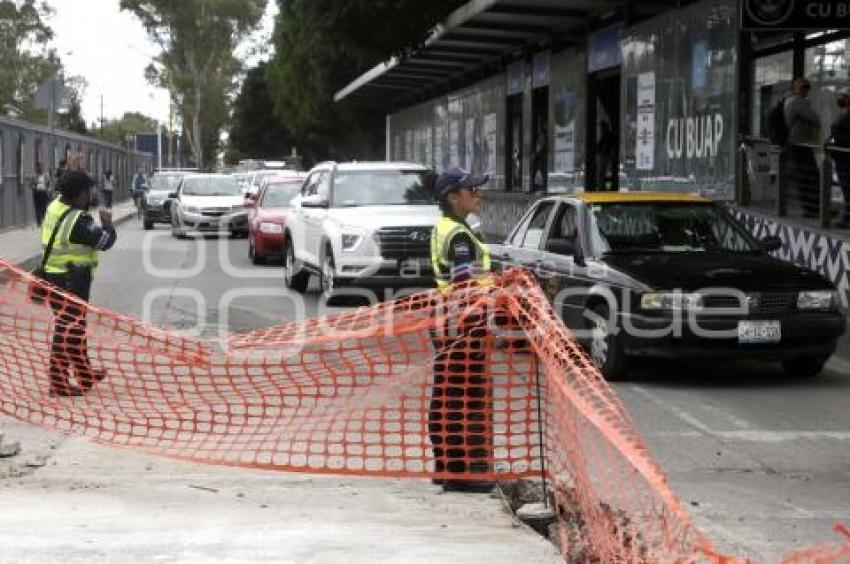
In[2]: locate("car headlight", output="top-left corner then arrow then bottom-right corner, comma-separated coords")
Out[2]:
797,290 -> 837,311
340,225 -> 366,252
258,222 -> 283,234
341,233 -> 363,251
640,292 -> 704,311
184,205 -> 200,214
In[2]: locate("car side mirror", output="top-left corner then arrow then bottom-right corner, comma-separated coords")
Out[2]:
302,198 -> 329,209
546,237 -> 577,256
760,235 -> 782,252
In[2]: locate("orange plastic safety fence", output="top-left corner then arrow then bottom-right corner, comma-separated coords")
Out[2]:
1,258 -> 848,563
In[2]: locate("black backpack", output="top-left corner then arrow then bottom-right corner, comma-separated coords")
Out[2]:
766,98 -> 789,146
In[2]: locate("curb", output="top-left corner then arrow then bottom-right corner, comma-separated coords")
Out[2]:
14,210 -> 139,272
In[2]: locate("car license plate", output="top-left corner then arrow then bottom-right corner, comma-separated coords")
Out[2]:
738,321 -> 781,343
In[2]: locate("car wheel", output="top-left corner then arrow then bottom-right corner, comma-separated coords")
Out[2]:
585,302 -> 627,380
143,219 -> 154,230
782,355 -> 827,378
320,247 -> 337,301
283,238 -> 309,293
249,239 -> 265,265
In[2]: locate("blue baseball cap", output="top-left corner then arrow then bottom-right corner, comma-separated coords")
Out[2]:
433,167 -> 489,200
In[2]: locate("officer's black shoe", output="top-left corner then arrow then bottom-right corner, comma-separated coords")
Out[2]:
78,369 -> 107,391
441,479 -> 495,493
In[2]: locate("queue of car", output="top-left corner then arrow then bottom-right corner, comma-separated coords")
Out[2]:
141,164 -> 845,379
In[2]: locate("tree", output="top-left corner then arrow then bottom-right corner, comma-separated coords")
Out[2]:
0,0 -> 60,113
95,111 -> 159,147
226,62 -> 297,164
267,0 -> 466,160
121,0 -> 266,170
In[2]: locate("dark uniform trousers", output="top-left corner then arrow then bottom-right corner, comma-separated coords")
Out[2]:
45,265 -> 97,392
428,309 -> 492,476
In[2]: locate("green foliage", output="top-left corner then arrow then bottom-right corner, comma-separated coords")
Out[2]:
0,0 -> 59,111
226,62 -> 297,164
267,0 -> 466,160
121,0 -> 267,169
94,112 -> 159,146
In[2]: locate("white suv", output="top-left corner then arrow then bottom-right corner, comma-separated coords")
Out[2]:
283,162 -> 439,297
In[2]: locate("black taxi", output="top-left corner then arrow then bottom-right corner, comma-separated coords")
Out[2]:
494,192 -> 845,379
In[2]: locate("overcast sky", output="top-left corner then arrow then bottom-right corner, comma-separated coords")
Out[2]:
47,0 -> 278,128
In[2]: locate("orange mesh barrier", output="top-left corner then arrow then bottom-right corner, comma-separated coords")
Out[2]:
1,257 -> 848,562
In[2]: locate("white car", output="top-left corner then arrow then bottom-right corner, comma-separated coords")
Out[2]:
283,161 -> 439,298
169,174 -> 250,238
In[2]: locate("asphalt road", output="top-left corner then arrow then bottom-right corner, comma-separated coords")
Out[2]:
2,220 -> 848,561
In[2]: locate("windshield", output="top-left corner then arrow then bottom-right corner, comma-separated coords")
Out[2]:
182,176 -> 241,197
262,181 -> 303,207
332,170 -> 432,207
149,174 -> 183,192
586,203 -> 760,255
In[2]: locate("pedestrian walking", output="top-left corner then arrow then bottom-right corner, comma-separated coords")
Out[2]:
428,166 -> 495,492
784,77 -> 822,217
30,162 -> 50,227
101,169 -> 114,209
132,169 -> 147,219
41,171 -> 117,397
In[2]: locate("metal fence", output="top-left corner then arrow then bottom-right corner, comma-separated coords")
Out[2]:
0,116 -> 153,231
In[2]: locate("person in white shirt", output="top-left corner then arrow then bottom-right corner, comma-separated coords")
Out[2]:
101,169 -> 114,209
31,162 -> 50,227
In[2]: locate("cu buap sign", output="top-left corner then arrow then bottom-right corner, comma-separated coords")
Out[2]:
741,0 -> 850,30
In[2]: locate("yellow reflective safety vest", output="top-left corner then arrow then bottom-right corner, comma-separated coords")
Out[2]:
430,214 -> 492,292
41,198 -> 98,274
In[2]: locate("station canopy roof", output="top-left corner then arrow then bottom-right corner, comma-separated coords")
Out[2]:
334,0 -> 683,109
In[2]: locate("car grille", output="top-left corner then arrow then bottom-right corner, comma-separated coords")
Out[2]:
201,207 -> 230,217
702,292 -> 796,315
376,226 -> 431,259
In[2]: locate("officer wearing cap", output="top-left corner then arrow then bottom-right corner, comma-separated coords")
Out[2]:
428,166 -> 494,492
41,171 -> 117,396
429,167 -> 492,291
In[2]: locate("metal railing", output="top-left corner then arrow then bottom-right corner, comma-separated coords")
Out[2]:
739,136 -> 850,229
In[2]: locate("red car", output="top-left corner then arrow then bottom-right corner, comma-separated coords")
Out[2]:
247,174 -> 306,264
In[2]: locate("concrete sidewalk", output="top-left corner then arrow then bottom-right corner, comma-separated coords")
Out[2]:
0,199 -> 139,270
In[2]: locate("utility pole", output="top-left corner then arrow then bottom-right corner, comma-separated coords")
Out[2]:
156,121 -> 162,171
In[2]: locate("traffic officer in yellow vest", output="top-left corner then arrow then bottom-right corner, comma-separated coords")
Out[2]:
42,171 -> 117,396
428,167 -> 494,492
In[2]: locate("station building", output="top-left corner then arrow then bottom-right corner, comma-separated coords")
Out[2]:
335,0 -> 850,302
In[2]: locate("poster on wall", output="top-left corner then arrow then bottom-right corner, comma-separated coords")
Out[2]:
434,125 -> 444,172
636,71 -> 655,171
554,90 -> 576,173
484,113 -> 497,175
449,120 -> 460,166
423,125 -> 434,168
412,130 -> 421,163
464,118 -> 475,171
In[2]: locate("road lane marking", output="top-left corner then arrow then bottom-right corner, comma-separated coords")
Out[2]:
628,384 -> 716,435
627,385 -> 850,443
717,430 -> 850,442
